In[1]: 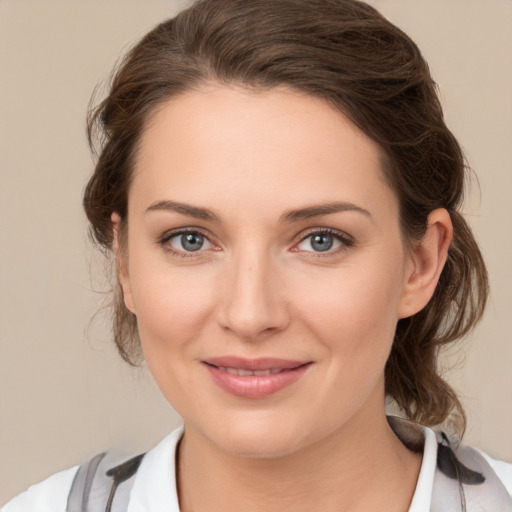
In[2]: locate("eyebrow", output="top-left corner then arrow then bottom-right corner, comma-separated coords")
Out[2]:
145,199 -> 371,223
280,202 -> 372,223
146,200 -> 220,222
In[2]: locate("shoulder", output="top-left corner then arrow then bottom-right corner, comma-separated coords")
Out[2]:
1,428 -> 184,512
432,435 -> 512,511
1,465 -> 79,512
477,449 -> 512,497
389,417 -> 512,511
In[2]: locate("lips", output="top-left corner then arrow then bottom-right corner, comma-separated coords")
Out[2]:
202,357 -> 312,399
214,366 -> 282,376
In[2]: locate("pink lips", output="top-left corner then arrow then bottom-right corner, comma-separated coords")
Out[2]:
202,356 -> 312,399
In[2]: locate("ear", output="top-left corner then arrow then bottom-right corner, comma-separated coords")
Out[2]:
398,208 -> 453,319
111,212 -> 136,314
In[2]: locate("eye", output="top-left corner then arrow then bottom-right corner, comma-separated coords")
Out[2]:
295,229 -> 352,254
160,230 -> 214,255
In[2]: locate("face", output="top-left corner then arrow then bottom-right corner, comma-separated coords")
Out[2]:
117,85 -> 421,458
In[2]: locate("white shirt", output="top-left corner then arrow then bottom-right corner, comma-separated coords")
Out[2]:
3,425 -> 511,512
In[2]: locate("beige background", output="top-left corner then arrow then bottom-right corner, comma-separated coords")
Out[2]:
0,0 -> 511,504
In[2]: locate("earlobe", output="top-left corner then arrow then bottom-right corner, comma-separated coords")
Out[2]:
398,208 -> 453,319
111,213 -> 136,314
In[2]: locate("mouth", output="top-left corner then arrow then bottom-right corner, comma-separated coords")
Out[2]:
209,366 -> 283,376
202,357 -> 312,399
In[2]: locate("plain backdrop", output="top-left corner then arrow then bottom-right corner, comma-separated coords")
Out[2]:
1,0 -> 511,504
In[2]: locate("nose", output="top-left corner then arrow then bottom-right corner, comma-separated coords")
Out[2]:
216,248 -> 290,340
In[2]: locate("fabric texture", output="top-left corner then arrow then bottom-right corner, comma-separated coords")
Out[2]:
2,421 -> 511,512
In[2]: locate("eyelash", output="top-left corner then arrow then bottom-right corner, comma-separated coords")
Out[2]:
294,228 -> 354,257
157,227 -> 354,258
157,227 -> 216,258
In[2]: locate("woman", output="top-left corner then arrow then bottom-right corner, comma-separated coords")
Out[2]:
3,0 -> 511,510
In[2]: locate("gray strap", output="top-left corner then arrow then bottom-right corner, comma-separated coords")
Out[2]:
66,453 -> 106,512
431,435 -> 512,511
66,452 -> 145,512
388,417 -> 511,511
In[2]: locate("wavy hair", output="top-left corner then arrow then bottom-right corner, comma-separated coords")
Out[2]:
84,0 -> 488,434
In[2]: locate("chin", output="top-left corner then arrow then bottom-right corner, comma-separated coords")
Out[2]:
217,433 -> 303,459
198,412 -> 318,459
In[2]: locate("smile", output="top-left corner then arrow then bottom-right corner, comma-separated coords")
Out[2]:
214,366 -> 282,376
202,357 -> 312,399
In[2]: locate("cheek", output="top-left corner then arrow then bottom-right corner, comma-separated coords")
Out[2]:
296,270 -> 404,430
129,262 -> 216,357
130,266 -> 218,410
294,255 -> 406,366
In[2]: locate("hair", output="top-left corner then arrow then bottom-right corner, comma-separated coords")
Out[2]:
84,0 -> 488,434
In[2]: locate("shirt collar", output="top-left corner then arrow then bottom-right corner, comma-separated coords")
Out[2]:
407,425 -> 438,511
127,420 -> 437,512
127,426 -> 183,512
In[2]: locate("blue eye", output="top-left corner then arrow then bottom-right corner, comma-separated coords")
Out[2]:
309,233 -> 334,252
164,231 -> 213,253
296,231 -> 348,253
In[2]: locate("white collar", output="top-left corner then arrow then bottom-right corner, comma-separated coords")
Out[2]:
127,427 -> 183,512
408,425 -> 438,511
126,422 -> 438,512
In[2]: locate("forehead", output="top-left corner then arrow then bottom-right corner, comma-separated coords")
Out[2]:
130,85 -> 396,219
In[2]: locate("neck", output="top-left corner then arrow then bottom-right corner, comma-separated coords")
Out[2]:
177,405 -> 422,512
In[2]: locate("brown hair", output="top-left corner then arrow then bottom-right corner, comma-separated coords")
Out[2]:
84,0 -> 488,433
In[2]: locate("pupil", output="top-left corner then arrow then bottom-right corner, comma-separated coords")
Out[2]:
182,233 -> 204,251
312,234 -> 333,252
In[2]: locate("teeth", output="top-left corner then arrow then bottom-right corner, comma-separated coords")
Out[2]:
238,369 -> 255,376
216,366 -> 282,376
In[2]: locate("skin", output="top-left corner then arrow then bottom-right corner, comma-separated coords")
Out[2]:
114,85 -> 452,511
